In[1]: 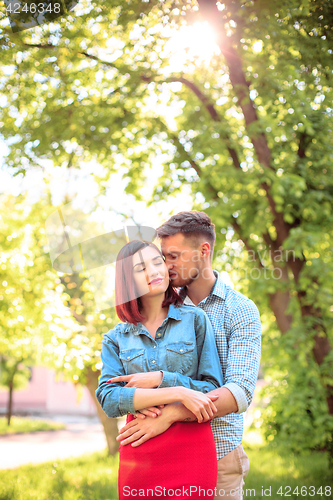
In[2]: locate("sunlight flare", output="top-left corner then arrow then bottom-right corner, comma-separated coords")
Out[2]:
163,21 -> 220,69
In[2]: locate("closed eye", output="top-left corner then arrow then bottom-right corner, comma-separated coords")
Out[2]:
169,255 -> 178,260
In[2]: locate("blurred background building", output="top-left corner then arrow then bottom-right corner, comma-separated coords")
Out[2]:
0,366 -> 96,416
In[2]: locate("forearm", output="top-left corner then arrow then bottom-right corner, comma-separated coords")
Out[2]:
166,387 -> 238,423
207,387 -> 238,417
133,387 -> 182,410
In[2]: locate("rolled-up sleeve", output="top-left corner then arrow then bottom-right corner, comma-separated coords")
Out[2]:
95,333 -> 136,418
225,299 -> 261,414
159,309 -> 223,392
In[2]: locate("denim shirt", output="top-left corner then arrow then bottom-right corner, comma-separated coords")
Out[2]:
96,303 -> 223,418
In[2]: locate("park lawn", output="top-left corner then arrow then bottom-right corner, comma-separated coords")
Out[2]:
0,451 -> 119,500
0,433 -> 331,500
0,417 -> 65,435
243,432 -> 332,499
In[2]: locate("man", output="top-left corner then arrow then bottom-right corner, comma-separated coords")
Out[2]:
117,211 -> 261,500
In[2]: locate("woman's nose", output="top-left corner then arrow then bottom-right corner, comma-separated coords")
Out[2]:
147,264 -> 159,278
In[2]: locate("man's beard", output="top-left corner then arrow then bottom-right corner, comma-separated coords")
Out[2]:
170,269 -> 199,288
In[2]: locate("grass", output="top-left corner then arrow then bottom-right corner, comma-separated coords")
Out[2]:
0,431 -> 331,500
243,431 -> 332,499
0,451 -> 119,500
0,417 -> 65,435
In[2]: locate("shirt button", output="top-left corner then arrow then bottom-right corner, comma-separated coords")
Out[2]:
180,349 -> 183,353
127,356 -> 130,359
153,346 -> 156,349
152,360 -> 155,363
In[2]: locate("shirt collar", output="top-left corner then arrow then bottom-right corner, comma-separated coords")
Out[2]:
211,270 -> 226,300
124,303 -> 181,335
180,270 -> 226,304
167,303 -> 182,321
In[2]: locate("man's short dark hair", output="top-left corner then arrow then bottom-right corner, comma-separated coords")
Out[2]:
156,211 -> 216,258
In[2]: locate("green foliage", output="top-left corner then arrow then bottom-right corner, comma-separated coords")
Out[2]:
0,193 -> 117,400
44,209 -> 119,386
0,194 -> 66,415
255,363 -> 333,454
1,0 -> 333,453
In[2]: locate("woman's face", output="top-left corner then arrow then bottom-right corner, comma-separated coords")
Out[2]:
132,245 -> 169,299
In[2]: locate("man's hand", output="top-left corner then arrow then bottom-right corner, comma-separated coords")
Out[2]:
107,371 -> 163,388
117,409 -> 174,447
178,387 -> 219,423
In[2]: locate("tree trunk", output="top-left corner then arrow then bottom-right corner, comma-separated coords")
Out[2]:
196,0 -> 333,418
268,266 -> 293,334
85,366 -> 120,455
7,380 -> 13,426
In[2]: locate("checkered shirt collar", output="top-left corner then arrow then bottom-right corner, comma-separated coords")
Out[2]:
179,270 -> 226,303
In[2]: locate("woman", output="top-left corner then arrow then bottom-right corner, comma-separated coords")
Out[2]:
96,240 -> 223,499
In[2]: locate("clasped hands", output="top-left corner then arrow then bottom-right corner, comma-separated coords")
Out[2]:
107,372 -> 219,446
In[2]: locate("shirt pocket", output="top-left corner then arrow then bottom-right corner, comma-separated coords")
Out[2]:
119,348 -> 145,375
166,341 -> 195,374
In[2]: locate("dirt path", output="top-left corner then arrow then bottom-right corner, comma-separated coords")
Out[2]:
0,419 -> 108,470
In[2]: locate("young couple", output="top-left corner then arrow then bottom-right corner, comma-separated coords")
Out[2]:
96,211 -> 261,500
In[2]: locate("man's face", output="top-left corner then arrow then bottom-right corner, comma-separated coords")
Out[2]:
160,233 -> 202,287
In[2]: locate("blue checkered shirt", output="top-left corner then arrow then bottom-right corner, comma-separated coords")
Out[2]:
180,271 -> 261,459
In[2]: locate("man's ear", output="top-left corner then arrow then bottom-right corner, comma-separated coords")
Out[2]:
200,242 -> 211,259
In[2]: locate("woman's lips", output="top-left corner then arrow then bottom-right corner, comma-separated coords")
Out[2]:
149,278 -> 163,285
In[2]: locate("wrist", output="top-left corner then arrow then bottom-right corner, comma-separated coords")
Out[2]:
175,386 -> 186,404
163,402 -> 184,424
155,370 -> 163,388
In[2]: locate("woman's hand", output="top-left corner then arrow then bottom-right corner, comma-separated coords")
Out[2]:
177,387 -> 219,423
136,405 -> 165,419
107,371 -> 163,388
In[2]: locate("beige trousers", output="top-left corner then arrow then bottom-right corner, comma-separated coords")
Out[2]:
214,445 -> 250,500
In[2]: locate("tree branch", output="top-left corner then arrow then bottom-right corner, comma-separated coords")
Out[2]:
165,76 -> 242,170
166,76 -> 220,121
22,43 -> 119,69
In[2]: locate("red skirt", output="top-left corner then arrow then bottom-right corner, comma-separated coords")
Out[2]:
118,415 -> 217,499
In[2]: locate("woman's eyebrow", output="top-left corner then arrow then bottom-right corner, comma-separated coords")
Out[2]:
133,255 -> 162,268
133,261 -> 145,268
